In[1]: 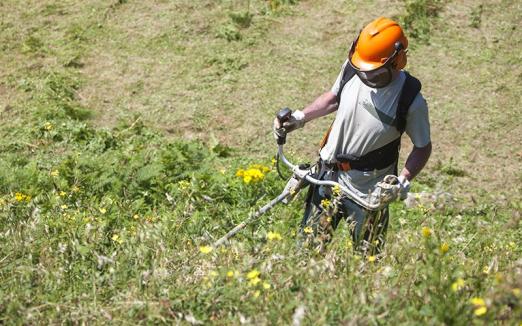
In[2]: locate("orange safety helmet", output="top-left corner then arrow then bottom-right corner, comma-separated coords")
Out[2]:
350,17 -> 408,72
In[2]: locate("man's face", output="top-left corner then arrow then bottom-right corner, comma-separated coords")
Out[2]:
349,41 -> 405,88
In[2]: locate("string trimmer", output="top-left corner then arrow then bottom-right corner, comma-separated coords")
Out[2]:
212,108 -> 402,248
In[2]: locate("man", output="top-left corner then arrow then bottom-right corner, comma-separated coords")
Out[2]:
274,17 -> 432,254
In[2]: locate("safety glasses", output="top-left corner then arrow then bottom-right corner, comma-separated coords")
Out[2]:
349,37 -> 404,88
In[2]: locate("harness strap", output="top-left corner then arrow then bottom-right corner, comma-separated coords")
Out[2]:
319,64 -> 356,149
335,64 -> 356,105
321,68 -> 422,152
335,137 -> 401,172
395,71 -> 422,134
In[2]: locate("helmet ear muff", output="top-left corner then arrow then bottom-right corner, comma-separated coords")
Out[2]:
392,42 -> 407,70
394,50 -> 407,70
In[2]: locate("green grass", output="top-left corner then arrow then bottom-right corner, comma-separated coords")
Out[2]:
0,0 -> 521,324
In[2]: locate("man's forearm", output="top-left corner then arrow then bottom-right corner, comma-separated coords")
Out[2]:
302,91 -> 338,122
400,142 -> 432,181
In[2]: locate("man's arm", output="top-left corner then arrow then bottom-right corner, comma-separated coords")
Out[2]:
301,91 -> 339,122
399,142 -> 432,181
273,91 -> 338,131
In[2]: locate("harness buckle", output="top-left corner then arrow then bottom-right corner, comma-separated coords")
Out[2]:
337,161 -> 351,172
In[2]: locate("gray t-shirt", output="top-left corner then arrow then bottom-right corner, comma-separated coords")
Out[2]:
319,61 -> 431,196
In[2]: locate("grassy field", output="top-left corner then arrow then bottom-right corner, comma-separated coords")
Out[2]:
1,0 -> 521,324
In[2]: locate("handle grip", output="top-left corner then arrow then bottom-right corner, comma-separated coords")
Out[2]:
276,107 -> 292,145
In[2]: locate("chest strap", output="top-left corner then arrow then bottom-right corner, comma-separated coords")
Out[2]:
335,137 -> 401,172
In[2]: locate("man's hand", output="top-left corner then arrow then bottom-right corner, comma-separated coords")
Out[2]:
397,175 -> 411,201
272,91 -> 339,139
273,110 -> 305,138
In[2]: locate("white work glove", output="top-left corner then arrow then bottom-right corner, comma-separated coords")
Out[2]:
397,175 -> 411,201
273,110 -> 305,139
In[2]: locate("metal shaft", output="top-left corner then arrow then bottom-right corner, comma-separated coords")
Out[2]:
213,190 -> 291,247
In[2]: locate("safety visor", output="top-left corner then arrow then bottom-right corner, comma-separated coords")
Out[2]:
348,37 -> 404,88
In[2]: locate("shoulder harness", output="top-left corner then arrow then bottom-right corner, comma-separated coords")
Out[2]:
321,65 -> 422,172
335,65 -> 421,134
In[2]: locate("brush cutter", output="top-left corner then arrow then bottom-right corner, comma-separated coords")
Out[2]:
212,108 -> 402,248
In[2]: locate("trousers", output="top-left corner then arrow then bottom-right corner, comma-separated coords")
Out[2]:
300,162 -> 390,255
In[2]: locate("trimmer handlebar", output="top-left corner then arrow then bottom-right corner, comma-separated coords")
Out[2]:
277,144 -> 393,211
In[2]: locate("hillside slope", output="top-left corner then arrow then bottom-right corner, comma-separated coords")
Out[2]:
1,0 -> 521,200
0,0 -> 521,324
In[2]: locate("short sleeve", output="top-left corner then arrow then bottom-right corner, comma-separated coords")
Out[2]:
331,59 -> 349,96
405,92 -> 431,148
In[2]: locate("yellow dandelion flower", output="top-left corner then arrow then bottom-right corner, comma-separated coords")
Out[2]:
50,170 -> 59,177
111,234 -> 123,244
346,240 -> 353,249
253,290 -> 261,298
512,288 -> 521,297
61,204 -> 68,210
15,192 -> 24,202
133,214 -> 139,220
226,270 -> 234,278
251,164 -> 270,173
248,168 -> 265,181
440,242 -> 449,254
321,199 -> 331,209
71,185 -> 80,193
303,226 -> 313,234
263,282 -> 271,290
44,122 -> 53,131
421,226 -> 432,238
470,297 -> 487,316
367,256 -> 376,263
177,180 -> 190,190
237,166 -> 266,184
267,231 -> 282,241
474,306 -> 487,316
248,276 -> 261,286
482,266 -> 489,275
451,278 -> 465,292
99,207 -> 107,214
59,191 -> 66,197
470,297 -> 485,306
199,245 -> 213,254
250,171 -> 262,182
129,226 -> 137,236
247,269 -> 260,280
